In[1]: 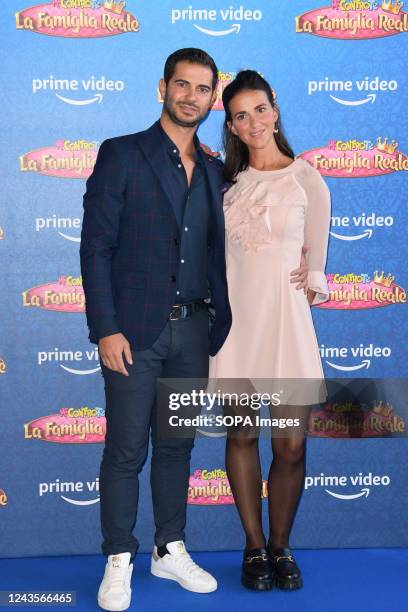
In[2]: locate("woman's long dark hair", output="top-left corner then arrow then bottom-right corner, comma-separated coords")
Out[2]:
222,70 -> 294,182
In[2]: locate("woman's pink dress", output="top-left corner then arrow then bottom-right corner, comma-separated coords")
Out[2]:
209,159 -> 331,403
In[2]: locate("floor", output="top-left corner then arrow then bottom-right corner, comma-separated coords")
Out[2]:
0,548 -> 406,611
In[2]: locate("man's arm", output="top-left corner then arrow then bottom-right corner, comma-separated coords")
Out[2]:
80,138 -> 132,375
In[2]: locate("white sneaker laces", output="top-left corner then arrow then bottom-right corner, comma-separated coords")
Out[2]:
172,551 -> 205,577
106,565 -> 129,590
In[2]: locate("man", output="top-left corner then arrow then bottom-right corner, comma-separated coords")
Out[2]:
80,48 -> 307,610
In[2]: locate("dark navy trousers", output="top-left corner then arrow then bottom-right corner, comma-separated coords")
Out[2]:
99,309 -> 209,557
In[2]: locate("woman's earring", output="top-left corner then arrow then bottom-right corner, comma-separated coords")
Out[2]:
273,125 -> 279,134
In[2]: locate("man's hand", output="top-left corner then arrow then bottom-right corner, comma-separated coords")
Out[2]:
99,333 -> 133,376
306,289 -> 316,305
290,246 -> 308,293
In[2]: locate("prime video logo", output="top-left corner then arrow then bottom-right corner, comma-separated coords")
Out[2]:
319,344 -> 392,371
37,347 -> 100,375
35,215 -> 82,243
330,212 -> 394,241
39,478 -> 99,506
32,76 -> 125,106
170,4 -> 263,36
305,472 -> 391,500
307,76 -> 398,107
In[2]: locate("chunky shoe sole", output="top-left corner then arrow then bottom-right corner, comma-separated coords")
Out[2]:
241,574 -> 274,591
274,576 -> 303,590
151,565 -> 217,593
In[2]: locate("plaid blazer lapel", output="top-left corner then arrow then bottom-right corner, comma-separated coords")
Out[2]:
136,123 -> 182,228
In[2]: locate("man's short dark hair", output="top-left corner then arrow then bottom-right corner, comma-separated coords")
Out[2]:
164,48 -> 218,90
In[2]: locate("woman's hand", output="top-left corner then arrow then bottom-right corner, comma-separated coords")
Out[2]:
290,246 -> 308,293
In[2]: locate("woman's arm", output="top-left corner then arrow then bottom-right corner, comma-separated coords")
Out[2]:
302,166 -> 331,306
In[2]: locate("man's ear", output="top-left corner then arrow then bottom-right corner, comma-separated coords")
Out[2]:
158,78 -> 166,101
209,88 -> 218,110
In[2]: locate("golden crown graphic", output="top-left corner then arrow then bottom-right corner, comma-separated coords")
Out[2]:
371,401 -> 393,417
381,0 -> 403,14
104,0 -> 125,13
373,271 -> 395,288
376,137 -> 399,154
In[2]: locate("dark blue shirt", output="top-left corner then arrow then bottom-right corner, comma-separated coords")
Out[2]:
157,121 -> 209,303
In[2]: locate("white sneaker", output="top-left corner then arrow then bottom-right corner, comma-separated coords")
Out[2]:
97,552 -> 133,611
151,541 -> 217,593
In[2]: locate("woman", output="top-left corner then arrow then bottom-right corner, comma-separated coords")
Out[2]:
209,71 -> 331,591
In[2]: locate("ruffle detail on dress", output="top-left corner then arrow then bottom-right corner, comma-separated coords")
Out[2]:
223,174 -> 304,252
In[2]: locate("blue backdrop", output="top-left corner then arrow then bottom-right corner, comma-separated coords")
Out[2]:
1,0 -> 407,557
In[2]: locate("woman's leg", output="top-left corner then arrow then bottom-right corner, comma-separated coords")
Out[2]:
265,405 -> 310,590
225,435 -> 265,549
223,391 -> 279,591
226,431 -> 275,591
268,435 -> 306,548
267,405 -> 310,548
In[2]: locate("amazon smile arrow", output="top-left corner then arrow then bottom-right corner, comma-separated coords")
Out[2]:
60,364 -> 101,375
61,495 -> 100,505
330,229 -> 373,241
55,93 -> 103,106
330,93 -> 376,106
58,232 -> 81,243
194,23 -> 240,36
325,359 -> 371,371
325,488 -> 370,500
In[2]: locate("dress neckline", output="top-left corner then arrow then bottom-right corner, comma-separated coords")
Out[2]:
247,158 -> 301,175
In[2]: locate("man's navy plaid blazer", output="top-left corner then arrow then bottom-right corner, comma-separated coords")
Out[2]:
80,121 -> 232,356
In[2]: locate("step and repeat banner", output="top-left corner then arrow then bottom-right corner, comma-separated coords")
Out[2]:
1,1 -> 407,557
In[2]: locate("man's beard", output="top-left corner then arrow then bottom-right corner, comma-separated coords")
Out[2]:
163,95 -> 203,128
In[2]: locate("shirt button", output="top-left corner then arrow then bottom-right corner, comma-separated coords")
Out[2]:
176,291 -> 180,295
173,149 -> 177,154
178,163 -> 182,168
181,259 -> 185,263
170,275 -> 176,282
184,227 -> 188,231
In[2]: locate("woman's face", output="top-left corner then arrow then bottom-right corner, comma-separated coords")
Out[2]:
227,89 -> 278,150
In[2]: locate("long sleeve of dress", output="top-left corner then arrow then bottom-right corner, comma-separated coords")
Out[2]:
301,165 -> 331,305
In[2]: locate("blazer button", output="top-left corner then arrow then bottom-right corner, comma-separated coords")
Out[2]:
170,275 -> 176,282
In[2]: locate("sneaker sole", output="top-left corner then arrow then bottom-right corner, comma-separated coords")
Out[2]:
97,595 -> 131,611
151,565 -> 217,593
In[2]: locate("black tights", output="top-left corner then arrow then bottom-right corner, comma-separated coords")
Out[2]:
225,408 -> 308,551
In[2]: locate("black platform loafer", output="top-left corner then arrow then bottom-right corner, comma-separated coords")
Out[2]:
267,545 -> 303,590
241,547 -> 275,591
